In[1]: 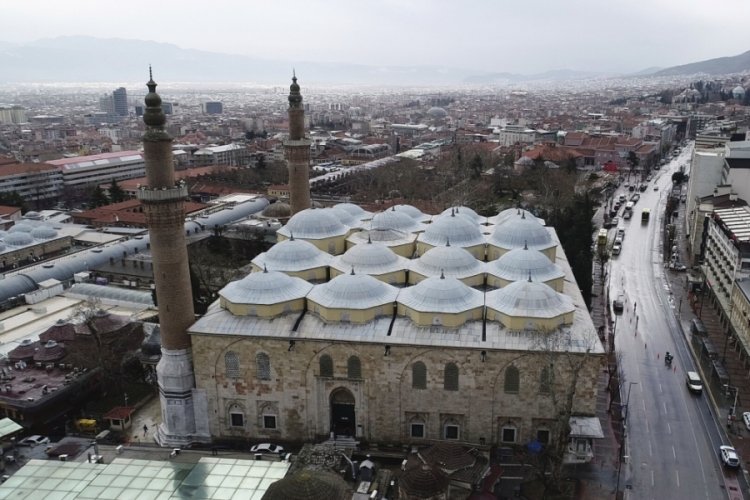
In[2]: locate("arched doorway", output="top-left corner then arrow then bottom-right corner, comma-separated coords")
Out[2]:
330,387 -> 355,437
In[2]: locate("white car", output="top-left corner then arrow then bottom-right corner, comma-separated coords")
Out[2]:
720,445 -> 740,468
743,412 -> 750,431
19,435 -> 49,447
250,443 -> 284,455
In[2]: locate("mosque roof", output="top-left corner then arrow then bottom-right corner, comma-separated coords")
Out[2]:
30,225 -> 58,240
398,274 -> 484,313
410,243 -> 484,279
253,237 -> 332,272
391,204 -> 431,222
417,211 -> 485,248
334,202 -> 371,219
4,232 -> 33,246
371,208 -> 424,233
220,269 -> 313,306
488,213 -> 554,251
277,208 -> 349,240
308,271 -> 398,310
439,206 -> 484,223
488,245 -> 564,283
488,208 -> 542,225
330,239 -> 409,276
486,279 -> 574,319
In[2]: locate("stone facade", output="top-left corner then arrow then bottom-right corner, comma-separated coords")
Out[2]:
191,333 -> 599,446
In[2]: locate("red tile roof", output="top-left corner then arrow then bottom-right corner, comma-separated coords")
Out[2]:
103,406 -> 135,420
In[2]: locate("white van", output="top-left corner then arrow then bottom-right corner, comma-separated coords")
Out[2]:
624,201 -> 634,212
686,371 -> 702,394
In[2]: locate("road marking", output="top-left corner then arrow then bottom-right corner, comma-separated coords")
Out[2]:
649,441 -> 653,457
651,469 -> 655,486
667,422 -> 671,435
663,401 -> 668,414
672,446 -> 676,459
642,399 -> 646,412
659,383 -> 662,393
676,470 -> 680,488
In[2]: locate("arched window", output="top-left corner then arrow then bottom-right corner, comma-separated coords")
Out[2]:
444,363 -> 459,391
504,366 -> 520,394
225,351 -> 239,379
228,403 -> 244,428
539,366 -> 552,394
256,352 -> 271,381
412,362 -> 426,389
320,354 -> 333,378
347,356 -> 361,379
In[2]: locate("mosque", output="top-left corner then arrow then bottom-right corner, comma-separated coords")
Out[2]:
183,78 -> 605,452
134,71 -> 603,454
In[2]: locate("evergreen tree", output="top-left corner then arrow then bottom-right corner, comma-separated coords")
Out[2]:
469,153 -> 484,179
109,179 -> 126,203
90,186 -> 110,208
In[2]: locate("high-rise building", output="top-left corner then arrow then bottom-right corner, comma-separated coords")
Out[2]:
201,101 -> 223,114
283,74 -> 312,214
113,87 -> 128,116
136,70 -> 209,446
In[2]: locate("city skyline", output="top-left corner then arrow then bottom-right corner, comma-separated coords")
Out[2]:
3,0 -> 749,75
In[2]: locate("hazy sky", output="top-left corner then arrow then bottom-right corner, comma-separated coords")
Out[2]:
4,0 -> 749,74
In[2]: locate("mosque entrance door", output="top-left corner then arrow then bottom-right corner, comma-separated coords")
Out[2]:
330,388 -> 355,437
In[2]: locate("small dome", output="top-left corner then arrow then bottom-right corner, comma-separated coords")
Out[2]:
489,213 -> 553,251
427,106 -> 448,118
418,212 -> 485,248
261,202 -> 291,219
23,211 -> 41,219
219,269 -> 313,305
328,206 -> 359,226
262,470 -> 352,500
411,243 -> 484,279
4,231 -> 33,246
490,246 -> 564,283
307,271 -> 399,310
440,206 -> 484,223
278,208 -> 349,240
732,85 -> 745,96
398,274 -> 484,313
399,464 -> 450,498
254,238 -> 332,272
371,209 -> 422,233
332,239 -> 406,275
489,208 -> 541,225
9,223 -> 33,233
391,204 -> 427,220
487,279 -> 574,319
31,225 -> 58,240
334,202 -> 369,218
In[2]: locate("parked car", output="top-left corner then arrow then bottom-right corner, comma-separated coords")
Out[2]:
250,443 -> 285,455
612,242 -> 622,255
18,435 -> 49,447
720,445 -> 740,468
743,412 -> 750,431
613,298 -> 624,314
653,185 -> 659,191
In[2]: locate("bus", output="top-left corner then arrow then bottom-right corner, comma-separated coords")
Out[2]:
641,208 -> 650,223
597,228 -> 608,245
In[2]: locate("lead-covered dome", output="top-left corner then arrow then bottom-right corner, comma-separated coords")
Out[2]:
4,231 -> 33,246
410,243 -> 484,285
489,212 -> 554,254
219,269 -> 312,318
330,238 -> 408,280
31,225 -> 58,240
440,206 -> 484,223
9,223 -> 33,233
252,237 -> 332,273
307,271 -> 398,323
371,208 -> 423,233
398,274 -> 484,314
334,202 -> 371,219
488,245 -> 565,290
417,211 -> 485,253
278,208 -> 349,240
489,208 -> 542,225
486,278 -> 575,329
392,204 -> 430,222
329,206 -> 360,227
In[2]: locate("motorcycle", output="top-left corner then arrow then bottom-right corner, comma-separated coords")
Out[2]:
664,352 -> 673,366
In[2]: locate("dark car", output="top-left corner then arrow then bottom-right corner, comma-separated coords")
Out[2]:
613,298 -> 624,314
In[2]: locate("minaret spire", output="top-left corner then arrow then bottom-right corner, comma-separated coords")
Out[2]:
284,72 -> 312,215
138,68 -> 208,447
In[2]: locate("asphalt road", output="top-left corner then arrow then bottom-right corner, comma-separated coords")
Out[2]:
607,145 -> 741,500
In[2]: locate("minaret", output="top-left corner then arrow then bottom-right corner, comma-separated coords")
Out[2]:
284,72 -> 312,214
138,69 -> 204,446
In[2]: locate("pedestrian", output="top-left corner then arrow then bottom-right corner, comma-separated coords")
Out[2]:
143,424 -> 148,437
645,342 -> 647,349
634,302 -> 637,312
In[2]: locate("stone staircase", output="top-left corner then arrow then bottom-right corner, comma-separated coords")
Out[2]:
319,435 -> 359,449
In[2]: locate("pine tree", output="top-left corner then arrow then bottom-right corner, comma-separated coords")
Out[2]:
109,179 -> 126,203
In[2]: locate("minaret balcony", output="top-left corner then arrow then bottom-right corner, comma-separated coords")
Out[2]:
137,183 -> 189,202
